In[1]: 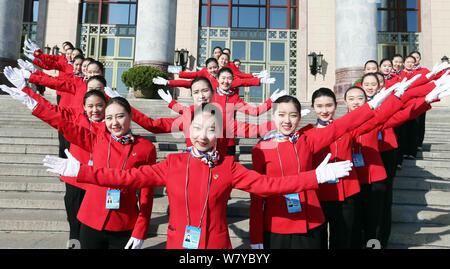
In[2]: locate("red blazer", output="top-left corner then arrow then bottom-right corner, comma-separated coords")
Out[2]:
178,63 -> 254,80
351,97 -> 431,185
142,103 -> 273,156
76,152 -> 320,249
168,75 -> 261,90
28,72 -> 86,113
249,103 -> 375,244
378,128 -> 398,152
31,103 -> 155,240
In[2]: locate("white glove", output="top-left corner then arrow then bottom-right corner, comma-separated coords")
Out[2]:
438,87 -> 450,100
125,237 -> 144,249
43,149 -> 80,177
368,85 -> 397,109
250,244 -> 264,249
394,74 -> 422,96
433,70 -> 450,88
270,89 -> 287,102
315,153 -> 353,184
425,83 -> 450,103
158,89 -> 173,104
426,62 -> 450,79
152,76 -> 168,86
18,68 -> 31,79
24,38 -> 41,53
253,70 -> 269,79
0,85 -> 38,110
24,51 -> 35,61
18,59 -> 37,73
3,66 -> 27,90
260,77 -> 276,84
301,109 -> 311,117
104,86 -> 121,98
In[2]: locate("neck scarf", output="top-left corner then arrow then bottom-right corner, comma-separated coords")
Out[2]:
262,130 -> 298,144
184,146 -> 220,168
317,118 -> 331,126
384,73 -> 395,80
111,132 -> 135,145
215,87 -> 233,96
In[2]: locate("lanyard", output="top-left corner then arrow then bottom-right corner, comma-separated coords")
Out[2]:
185,154 -> 212,229
351,135 -> 363,155
107,135 -> 132,170
275,141 -> 300,176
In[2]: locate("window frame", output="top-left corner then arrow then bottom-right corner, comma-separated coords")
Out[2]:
200,0 -> 298,29
80,0 -> 138,26
377,0 -> 421,32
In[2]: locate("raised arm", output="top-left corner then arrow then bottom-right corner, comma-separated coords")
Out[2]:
32,103 -> 95,152
76,156 -> 170,189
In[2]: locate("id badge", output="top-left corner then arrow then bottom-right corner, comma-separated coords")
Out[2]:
352,153 -> 365,167
378,131 -> 383,141
328,178 -> 340,184
183,226 -> 201,249
105,189 -> 120,209
88,160 -> 94,166
284,193 -> 302,213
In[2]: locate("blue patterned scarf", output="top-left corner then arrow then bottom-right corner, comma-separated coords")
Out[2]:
215,87 -> 234,96
184,146 -> 220,168
262,130 -> 298,144
111,132 -> 135,145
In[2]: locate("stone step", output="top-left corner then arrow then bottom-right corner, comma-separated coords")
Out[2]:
392,204 -> 450,225
388,223 -> 450,248
393,189 -> 450,207
0,175 -> 63,192
394,176 -> 450,191
0,164 -> 55,177
396,167 -> 450,179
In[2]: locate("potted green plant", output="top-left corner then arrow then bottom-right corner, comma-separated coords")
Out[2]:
121,65 -> 168,99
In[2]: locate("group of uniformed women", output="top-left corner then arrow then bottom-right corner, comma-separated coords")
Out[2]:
2,41 -> 450,249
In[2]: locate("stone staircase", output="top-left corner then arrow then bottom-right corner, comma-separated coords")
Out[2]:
0,95 -> 449,249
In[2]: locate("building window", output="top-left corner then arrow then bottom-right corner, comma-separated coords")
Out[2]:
200,0 -> 298,29
81,0 -> 137,25
377,0 -> 420,32
23,0 -> 39,23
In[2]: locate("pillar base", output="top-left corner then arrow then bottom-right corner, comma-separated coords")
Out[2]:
334,67 -> 364,104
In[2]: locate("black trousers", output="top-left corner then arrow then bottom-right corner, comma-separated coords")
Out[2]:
401,119 -> 419,157
80,224 -> 133,249
319,193 -> 363,249
379,149 -> 398,248
416,112 -> 426,148
64,183 -> 85,240
263,224 -> 326,249
360,180 -> 388,248
394,126 -> 404,166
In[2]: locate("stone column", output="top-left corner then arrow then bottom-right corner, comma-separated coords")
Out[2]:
0,0 -> 25,90
134,0 -> 177,73
334,0 -> 377,102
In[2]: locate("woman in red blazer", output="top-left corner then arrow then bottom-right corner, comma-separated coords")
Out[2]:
42,103 -> 354,249
147,77 -> 275,156
341,79 -> 450,248
248,91 -> 402,249
31,96 -> 155,249
160,68 -> 280,156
